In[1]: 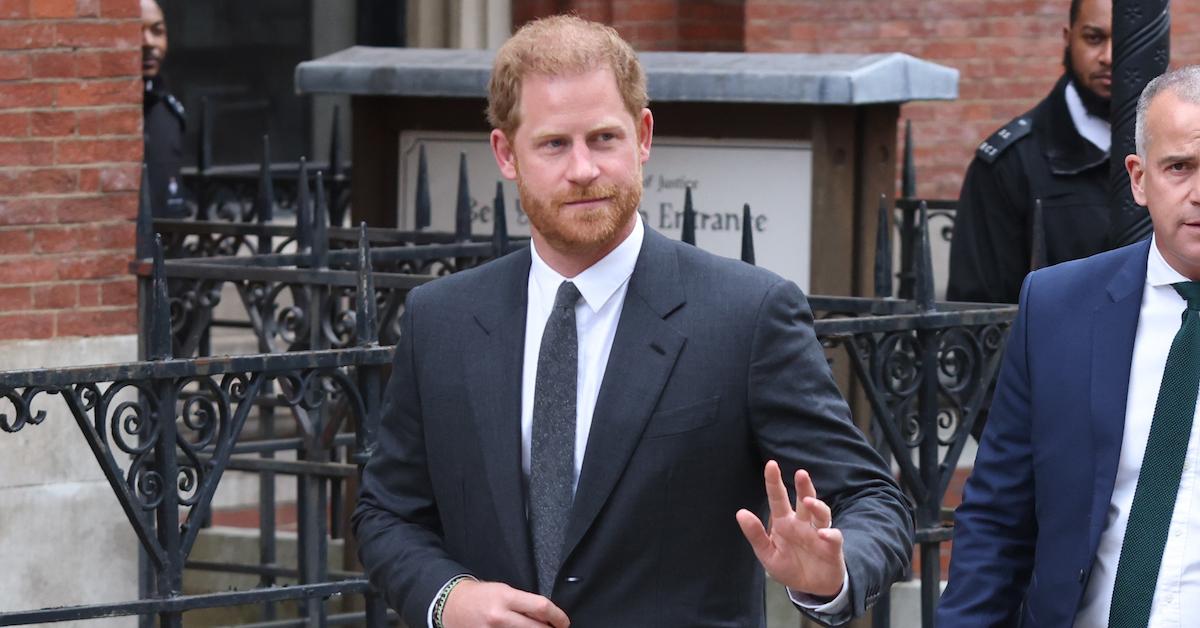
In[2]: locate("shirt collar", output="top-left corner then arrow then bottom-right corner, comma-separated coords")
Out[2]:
1064,80 -> 1112,153
1147,235 -> 1190,288
529,216 -> 644,313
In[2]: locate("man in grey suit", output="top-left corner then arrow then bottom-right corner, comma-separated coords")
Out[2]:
352,15 -> 913,628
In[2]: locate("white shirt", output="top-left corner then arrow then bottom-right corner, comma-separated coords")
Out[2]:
1075,239 -> 1200,627
1064,80 -> 1112,153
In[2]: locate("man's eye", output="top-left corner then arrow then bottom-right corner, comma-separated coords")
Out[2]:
1170,163 -> 1191,172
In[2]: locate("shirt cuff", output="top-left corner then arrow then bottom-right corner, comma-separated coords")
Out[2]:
786,564 -> 851,615
427,574 -> 475,628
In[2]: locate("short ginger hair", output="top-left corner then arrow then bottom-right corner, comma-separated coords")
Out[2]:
486,15 -> 648,137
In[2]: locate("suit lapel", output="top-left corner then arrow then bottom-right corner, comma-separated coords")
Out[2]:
561,229 -> 687,565
464,250 -> 536,588
1087,241 -> 1149,554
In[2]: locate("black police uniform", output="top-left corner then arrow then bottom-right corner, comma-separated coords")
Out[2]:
946,74 -> 1110,303
143,75 -> 187,217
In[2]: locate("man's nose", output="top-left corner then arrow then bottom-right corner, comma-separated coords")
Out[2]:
1100,39 -> 1112,66
566,143 -> 599,185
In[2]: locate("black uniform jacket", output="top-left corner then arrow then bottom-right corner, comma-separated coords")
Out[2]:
946,74 -> 1110,304
143,75 -> 186,217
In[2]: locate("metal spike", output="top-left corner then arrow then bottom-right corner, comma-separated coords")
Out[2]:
914,200 -> 935,311
415,144 -> 431,230
253,135 -> 275,225
740,204 -> 756,265
149,234 -> 172,361
874,194 -> 894,298
681,187 -> 696,245
1030,197 -> 1048,272
136,163 -> 155,259
328,105 -> 344,227
355,222 -> 378,346
313,171 -> 330,269
455,152 -> 472,242
902,119 -> 916,199
296,157 -> 312,252
492,181 -> 509,257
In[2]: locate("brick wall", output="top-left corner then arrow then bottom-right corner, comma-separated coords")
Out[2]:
513,0 -> 1200,200
0,0 -> 142,341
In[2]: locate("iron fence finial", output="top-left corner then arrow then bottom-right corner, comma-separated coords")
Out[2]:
740,203 -> 755,265
149,234 -> 172,361
492,181 -> 509,258
874,194 -> 894,298
296,157 -> 312,252
137,163 -> 155,260
455,152 -> 471,242
915,200 -> 935,311
682,187 -> 696,245
313,171 -> 330,269
416,144 -> 431,231
356,222 -> 378,346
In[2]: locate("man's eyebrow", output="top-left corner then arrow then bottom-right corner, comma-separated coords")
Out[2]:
1157,153 -> 1197,166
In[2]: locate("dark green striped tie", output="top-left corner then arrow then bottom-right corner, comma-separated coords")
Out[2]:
1108,281 -> 1200,627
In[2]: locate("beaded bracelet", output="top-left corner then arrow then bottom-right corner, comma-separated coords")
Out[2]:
433,575 -> 471,628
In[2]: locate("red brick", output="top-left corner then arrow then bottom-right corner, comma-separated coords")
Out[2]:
55,21 -> 138,49
79,164 -> 138,192
77,107 -> 139,136
0,82 -> 54,108
32,283 -> 76,309
0,312 -> 53,340
77,282 -> 99,305
57,306 -> 135,336
0,111 -> 30,137
0,229 -> 33,255
99,276 -> 134,305
29,51 -> 76,78
0,23 -> 55,50
0,168 -> 78,196
0,0 -> 30,18
57,251 -> 128,279
56,137 -> 141,164
75,0 -> 97,16
0,286 -> 32,311
76,49 -> 138,78
31,110 -> 76,137
0,52 -> 30,81
0,256 -> 57,282
31,0 -> 77,18
33,222 -> 132,253
0,140 -> 55,167
98,0 -> 136,18
0,198 -> 57,225
55,77 -> 139,107
56,192 -> 135,221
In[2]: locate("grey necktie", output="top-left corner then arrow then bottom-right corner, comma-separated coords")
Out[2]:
529,280 -> 580,596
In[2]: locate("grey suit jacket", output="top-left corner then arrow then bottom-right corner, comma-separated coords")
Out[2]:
353,227 -> 913,627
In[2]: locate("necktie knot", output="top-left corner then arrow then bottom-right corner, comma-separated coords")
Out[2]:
554,281 -> 581,310
1173,281 -> 1200,312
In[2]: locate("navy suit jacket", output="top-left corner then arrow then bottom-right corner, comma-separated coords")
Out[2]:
353,227 -> 913,627
938,240 -> 1151,626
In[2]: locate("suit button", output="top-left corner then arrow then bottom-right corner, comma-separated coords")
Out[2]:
1078,569 -> 1086,583
565,576 -> 581,583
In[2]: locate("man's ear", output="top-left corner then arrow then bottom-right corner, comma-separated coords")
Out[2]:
491,128 -> 518,180
1126,153 -> 1148,206
637,108 -> 653,164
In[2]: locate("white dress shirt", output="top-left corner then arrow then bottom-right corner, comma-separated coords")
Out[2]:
1064,80 -> 1112,153
1075,239 -> 1200,627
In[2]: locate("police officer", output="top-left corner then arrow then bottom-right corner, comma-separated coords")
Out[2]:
142,0 -> 186,218
946,0 -> 1112,303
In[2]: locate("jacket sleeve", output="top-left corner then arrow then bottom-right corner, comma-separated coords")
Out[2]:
747,279 -> 915,624
937,273 -> 1038,625
351,286 -> 472,626
947,153 -> 1032,304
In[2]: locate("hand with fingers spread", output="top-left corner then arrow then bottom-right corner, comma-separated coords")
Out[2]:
735,460 -> 846,599
442,580 -> 571,628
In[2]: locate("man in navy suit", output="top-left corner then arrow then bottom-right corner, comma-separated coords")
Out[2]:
353,15 -> 912,628
939,65 -> 1200,626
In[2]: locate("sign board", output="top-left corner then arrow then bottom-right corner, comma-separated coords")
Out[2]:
398,131 -> 813,289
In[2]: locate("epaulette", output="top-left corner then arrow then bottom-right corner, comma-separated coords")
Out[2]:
165,93 -> 186,125
976,116 -> 1032,164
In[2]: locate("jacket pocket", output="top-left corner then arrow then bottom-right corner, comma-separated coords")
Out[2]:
643,396 -> 720,438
